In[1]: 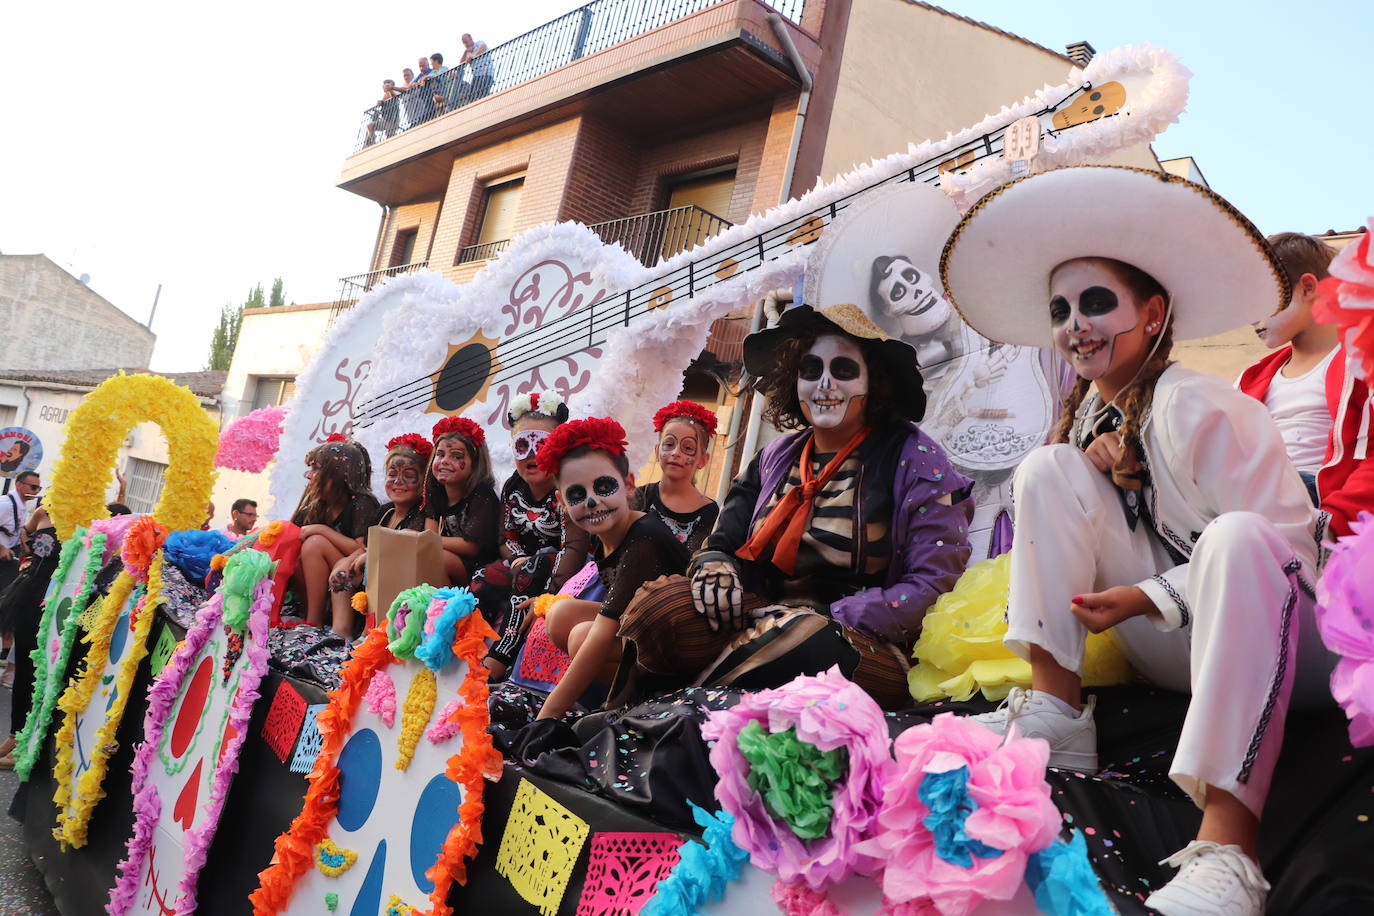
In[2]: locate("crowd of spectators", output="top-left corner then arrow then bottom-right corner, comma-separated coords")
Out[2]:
365,34 -> 494,145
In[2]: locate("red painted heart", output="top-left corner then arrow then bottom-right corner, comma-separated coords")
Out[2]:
172,758 -> 203,831
525,509 -> 542,521
170,657 -> 214,759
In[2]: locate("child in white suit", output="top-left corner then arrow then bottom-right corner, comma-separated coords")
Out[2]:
941,166 -> 1331,916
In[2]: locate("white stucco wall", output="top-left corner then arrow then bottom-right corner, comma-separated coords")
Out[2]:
215,303 -> 336,522
0,255 -> 155,371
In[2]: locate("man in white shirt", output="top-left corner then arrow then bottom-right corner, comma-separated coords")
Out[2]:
0,472 -> 39,593
459,33 -> 494,103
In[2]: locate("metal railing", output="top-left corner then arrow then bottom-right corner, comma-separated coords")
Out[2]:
331,261 -> 429,321
354,0 -> 808,152
456,239 -> 512,265
589,204 -> 732,264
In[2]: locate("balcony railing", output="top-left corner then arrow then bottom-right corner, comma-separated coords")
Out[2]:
331,261 -> 429,321
456,239 -> 513,265
353,0 -> 808,152
457,205 -> 732,271
589,205 -> 732,264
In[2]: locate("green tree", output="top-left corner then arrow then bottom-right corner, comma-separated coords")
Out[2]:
206,300 -> 244,370
269,277 -> 286,307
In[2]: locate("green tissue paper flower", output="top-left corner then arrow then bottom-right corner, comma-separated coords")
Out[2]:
737,721 -> 847,840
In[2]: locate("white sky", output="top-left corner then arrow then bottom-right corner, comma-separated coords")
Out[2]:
3,1 -> 1371,373
0,0 -> 577,372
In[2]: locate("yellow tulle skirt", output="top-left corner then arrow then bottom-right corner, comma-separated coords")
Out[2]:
908,552 -> 1135,702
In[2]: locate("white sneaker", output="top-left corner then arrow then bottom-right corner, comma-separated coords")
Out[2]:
1146,841 -> 1269,916
970,686 -> 1098,772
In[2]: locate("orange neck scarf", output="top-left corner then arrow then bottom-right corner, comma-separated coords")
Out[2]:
736,426 -> 871,576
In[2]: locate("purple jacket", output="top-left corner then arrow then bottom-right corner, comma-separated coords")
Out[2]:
705,423 -> 973,645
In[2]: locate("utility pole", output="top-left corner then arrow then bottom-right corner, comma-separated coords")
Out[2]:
147,283 -> 162,328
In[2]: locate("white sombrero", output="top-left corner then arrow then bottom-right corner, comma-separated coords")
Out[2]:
939,166 -> 1289,347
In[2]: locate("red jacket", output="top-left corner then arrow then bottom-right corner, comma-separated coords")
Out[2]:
1238,346 -> 1374,538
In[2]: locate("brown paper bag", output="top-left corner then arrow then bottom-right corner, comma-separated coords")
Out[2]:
364,526 -> 447,629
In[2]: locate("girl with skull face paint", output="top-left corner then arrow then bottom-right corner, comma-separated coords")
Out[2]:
942,166 -> 1331,916
632,400 -> 721,554
324,433 -> 432,635
423,416 -> 500,587
290,438 -> 382,629
618,304 -> 973,709
470,391 -> 591,677
525,418 -> 689,723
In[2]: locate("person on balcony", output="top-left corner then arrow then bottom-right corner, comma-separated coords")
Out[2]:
399,67 -> 424,127
425,52 -> 452,115
620,304 -> 974,709
410,58 -> 434,121
364,79 -> 402,146
459,33 -> 494,104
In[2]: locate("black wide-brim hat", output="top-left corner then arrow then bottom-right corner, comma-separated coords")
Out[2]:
743,303 -> 927,422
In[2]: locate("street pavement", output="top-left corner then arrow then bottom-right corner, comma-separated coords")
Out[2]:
0,680 -> 61,915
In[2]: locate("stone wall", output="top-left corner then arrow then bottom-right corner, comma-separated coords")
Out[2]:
0,254 -> 155,370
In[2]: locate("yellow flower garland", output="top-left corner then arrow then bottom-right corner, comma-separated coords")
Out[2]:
52,554 -> 167,848
396,667 -> 437,771
46,373 -> 219,541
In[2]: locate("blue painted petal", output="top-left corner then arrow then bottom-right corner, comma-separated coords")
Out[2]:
349,839 -> 386,916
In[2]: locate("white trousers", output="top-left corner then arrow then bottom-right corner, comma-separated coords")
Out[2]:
1005,445 -> 1333,817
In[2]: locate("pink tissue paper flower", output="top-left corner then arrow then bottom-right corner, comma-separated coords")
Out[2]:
702,666 -> 894,890
214,405 -> 287,473
856,713 -> 1059,916
1316,512 -> 1374,746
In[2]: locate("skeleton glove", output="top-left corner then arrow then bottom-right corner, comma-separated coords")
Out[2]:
688,550 -> 746,632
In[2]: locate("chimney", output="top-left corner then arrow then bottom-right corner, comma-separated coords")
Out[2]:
1065,41 -> 1096,66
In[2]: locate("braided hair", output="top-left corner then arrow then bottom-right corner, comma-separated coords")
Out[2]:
1050,258 -> 1172,491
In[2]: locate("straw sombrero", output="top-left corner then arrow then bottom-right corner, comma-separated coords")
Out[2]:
743,304 -> 926,421
939,166 -> 1289,348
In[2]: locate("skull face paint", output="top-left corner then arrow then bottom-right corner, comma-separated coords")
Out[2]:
1048,261 -> 1144,381
873,256 -> 952,336
557,452 -> 631,536
798,334 -> 869,429
431,436 -> 472,486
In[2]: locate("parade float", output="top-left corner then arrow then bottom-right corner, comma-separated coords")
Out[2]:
11,44 -> 1374,916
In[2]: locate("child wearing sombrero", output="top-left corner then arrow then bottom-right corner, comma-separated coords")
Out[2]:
943,166 -> 1331,915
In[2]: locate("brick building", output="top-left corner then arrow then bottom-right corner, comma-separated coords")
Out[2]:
333,0 -> 1160,299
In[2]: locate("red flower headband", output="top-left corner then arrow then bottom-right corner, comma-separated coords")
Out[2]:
432,416 -> 486,449
325,433 -> 348,443
536,417 -> 627,476
386,433 -> 434,460
653,400 -> 719,437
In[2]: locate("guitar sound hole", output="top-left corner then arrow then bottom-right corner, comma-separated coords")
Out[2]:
434,343 -> 493,411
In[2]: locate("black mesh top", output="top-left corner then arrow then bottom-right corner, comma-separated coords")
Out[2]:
634,482 -> 720,555
426,484 -> 501,571
595,513 -> 690,621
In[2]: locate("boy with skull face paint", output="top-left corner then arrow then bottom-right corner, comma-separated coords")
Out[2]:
619,304 -> 973,709
525,418 -> 689,723
943,167 -> 1331,916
